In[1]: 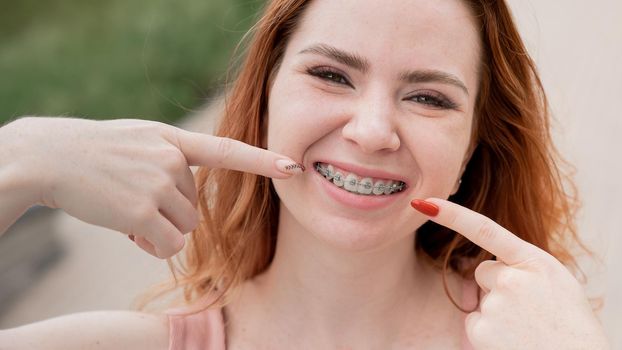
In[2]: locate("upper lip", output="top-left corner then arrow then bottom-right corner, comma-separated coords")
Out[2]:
312,159 -> 410,186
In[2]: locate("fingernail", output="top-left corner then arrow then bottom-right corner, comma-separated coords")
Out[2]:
275,159 -> 305,175
410,199 -> 439,217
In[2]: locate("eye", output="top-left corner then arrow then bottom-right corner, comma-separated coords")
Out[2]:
407,92 -> 458,110
306,66 -> 352,87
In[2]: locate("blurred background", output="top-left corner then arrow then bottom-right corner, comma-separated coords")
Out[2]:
0,0 -> 261,124
1,0 -> 621,347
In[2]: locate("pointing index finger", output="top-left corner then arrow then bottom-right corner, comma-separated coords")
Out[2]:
175,129 -> 304,179
412,198 -> 541,265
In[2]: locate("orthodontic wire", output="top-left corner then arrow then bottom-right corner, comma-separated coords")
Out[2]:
315,163 -> 405,192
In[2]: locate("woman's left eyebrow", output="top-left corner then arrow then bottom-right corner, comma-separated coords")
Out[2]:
399,70 -> 469,96
298,43 -> 469,96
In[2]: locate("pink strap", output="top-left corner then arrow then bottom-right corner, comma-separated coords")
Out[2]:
165,283 -> 478,349
167,307 -> 226,350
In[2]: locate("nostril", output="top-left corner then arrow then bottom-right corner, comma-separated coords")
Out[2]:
341,118 -> 400,153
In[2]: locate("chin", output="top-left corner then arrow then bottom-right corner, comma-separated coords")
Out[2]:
314,223 -> 407,252
273,172 -> 438,252
284,200 -> 421,254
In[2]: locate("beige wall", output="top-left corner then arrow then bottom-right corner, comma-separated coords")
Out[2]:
508,0 -> 622,345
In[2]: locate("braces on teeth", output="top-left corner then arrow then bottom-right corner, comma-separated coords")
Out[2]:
315,163 -> 405,195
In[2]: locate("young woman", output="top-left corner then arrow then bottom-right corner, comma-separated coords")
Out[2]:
0,0 -> 610,348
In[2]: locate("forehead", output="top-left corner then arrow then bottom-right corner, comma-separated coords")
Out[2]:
287,0 -> 480,87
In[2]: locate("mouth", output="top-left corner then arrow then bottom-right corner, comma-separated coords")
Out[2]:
313,162 -> 408,196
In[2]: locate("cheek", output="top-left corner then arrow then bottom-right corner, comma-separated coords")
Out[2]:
266,75 -> 349,155
401,118 -> 471,189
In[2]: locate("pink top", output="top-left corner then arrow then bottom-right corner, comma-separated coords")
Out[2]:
167,280 -> 479,349
167,304 -> 226,350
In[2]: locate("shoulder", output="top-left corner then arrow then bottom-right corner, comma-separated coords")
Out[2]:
0,310 -> 170,350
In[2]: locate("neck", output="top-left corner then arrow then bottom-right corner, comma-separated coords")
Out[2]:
225,205 -> 463,348
264,207 -> 425,315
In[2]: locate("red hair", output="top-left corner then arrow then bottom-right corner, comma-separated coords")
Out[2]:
138,0 -> 588,313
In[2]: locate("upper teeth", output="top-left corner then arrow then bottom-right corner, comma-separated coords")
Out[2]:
315,162 -> 405,195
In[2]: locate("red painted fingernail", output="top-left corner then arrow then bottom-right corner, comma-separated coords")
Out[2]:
410,199 -> 439,217
128,234 -> 135,242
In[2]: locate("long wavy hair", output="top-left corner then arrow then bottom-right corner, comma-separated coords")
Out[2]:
139,0 -> 587,313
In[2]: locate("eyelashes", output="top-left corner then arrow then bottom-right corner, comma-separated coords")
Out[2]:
306,66 -> 352,87
305,66 -> 459,110
408,92 -> 458,110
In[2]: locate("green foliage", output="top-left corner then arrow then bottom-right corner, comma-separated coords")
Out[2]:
0,0 -> 265,125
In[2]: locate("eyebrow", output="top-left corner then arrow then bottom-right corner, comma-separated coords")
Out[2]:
399,70 -> 469,96
299,43 -> 370,73
298,43 -> 469,96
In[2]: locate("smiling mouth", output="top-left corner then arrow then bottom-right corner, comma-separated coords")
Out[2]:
314,162 -> 407,196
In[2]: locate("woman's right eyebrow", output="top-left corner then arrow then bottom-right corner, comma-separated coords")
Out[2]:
298,43 -> 469,96
299,43 -> 370,73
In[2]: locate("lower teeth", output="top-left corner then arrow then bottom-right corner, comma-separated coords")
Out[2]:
315,163 -> 404,196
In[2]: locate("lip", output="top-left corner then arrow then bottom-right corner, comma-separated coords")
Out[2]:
312,159 -> 410,185
310,161 -> 409,210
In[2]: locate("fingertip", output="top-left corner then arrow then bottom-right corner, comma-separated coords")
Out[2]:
174,234 -> 186,251
410,199 -> 440,217
134,236 -> 159,258
154,245 -> 166,259
274,159 -> 305,176
423,197 -> 446,206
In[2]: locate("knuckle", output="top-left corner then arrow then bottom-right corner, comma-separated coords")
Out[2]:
132,202 -> 157,226
478,292 -> 500,314
215,137 -> 236,165
187,186 -> 199,207
153,175 -> 176,194
180,213 -> 199,233
475,219 -> 497,244
161,148 -> 187,172
446,210 -> 459,227
172,234 -> 185,252
141,120 -> 166,132
173,218 -> 192,234
252,147 -> 269,168
469,320 -> 490,344
478,292 -> 490,312
473,261 -> 490,280
465,313 -> 486,340
496,269 -> 521,290
129,120 -> 162,135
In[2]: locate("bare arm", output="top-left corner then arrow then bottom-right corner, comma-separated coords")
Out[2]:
0,168 -> 32,236
0,116 -> 303,257
0,311 -> 169,350
0,118 -> 39,236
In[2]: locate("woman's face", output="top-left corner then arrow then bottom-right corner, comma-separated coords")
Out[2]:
267,0 -> 481,251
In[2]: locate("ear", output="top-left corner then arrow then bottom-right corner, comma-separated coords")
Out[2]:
450,142 -> 478,195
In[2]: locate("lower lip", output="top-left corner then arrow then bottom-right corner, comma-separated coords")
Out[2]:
313,169 -> 407,210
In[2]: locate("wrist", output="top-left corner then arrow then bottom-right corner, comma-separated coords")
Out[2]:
0,117 -> 43,207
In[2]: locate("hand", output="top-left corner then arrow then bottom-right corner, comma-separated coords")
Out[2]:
10,117 -> 303,259
411,198 -> 610,350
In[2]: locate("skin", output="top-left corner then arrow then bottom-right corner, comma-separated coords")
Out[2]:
223,0 -> 608,348
425,199 -> 609,349
224,0 -> 481,348
0,0 -> 609,348
0,118 -> 301,349
267,0 -> 479,253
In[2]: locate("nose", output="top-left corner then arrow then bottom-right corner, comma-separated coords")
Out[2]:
341,92 -> 400,153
